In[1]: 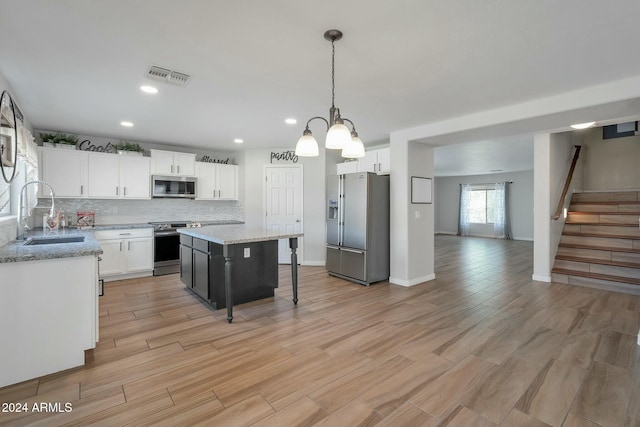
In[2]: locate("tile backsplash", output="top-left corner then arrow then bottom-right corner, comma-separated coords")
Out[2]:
32,198 -> 244,226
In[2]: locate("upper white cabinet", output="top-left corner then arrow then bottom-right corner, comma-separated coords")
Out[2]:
195,162 -> 238,200
336,161 -> 358,175
87,152 -> 150,199
41,148 -> 150,199
41,148 -> 88,198
150,149 -> 196,176
357,148 -> 390,174
336,147 -> 390,175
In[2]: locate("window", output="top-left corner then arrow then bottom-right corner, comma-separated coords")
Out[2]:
0,179 -> 9,216
468,189 -> 495,224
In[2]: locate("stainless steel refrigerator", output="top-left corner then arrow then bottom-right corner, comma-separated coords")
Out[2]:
326,172 -> 390,285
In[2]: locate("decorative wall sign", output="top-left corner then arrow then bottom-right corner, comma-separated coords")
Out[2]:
270,150 -> 298,163
78,139 -> 115,153
411,176 -> 432,204
200,155 -> 230,164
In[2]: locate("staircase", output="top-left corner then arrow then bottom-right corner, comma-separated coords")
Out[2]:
551,191 -> 640,294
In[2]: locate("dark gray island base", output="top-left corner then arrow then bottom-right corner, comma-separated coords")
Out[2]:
178,225 -> 302,323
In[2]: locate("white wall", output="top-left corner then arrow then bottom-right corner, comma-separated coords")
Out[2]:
582,127 -> 640,190
241,148 -> 326,265
434,170 -> 534,240
532,131 -> 581,282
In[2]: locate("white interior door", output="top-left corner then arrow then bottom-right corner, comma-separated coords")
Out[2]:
265,165 -> 303,264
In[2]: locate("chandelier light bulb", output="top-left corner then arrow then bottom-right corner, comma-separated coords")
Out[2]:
342,135 -> 365,158
326,123 -> 352,149
295,133 -> 319,157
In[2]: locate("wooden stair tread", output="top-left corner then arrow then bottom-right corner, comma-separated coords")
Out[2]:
569,200 -> 640,205
558,243 -> 640,254
568,211 -> 640,215
565,222 -> 640,227
562,232 -> 639,239
555,255 -> 640,269
551,268 -> 640,286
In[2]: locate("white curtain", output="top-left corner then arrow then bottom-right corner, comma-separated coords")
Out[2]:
494,181 -> 512,239
17,124 -> 39,212
458,184 -> 472,236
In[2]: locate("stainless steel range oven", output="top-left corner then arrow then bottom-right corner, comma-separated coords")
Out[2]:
150,222 -> 201,276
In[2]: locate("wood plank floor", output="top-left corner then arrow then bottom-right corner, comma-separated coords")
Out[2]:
1,235 -> 639,427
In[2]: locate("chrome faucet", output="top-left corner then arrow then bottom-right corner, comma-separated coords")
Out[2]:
17,180 -> 56,240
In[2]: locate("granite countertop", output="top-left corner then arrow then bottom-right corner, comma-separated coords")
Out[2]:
178,224 -> 302,245
0,229 -> 103,264
0,223 -> 156,263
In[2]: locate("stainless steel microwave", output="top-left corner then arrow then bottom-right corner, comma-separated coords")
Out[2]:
151,175 -> 196,198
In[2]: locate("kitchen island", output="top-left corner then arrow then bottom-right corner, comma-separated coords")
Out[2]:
178,225 -> 302,322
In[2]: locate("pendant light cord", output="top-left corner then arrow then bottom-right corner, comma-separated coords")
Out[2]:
331,39 -> 336,109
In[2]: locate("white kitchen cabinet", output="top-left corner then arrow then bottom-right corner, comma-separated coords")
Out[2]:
357,148 -> 390,174
336,161 -> 358,175
87,153 -> 150,199
150,149 -> 196,176
336,147 -> 390,175
0,255 -> 98,387
41,148 -> 88,198
195,162 -> 238,200
95,228 -> 153,281
118,156 -> 151,198
87,153 -> 119,198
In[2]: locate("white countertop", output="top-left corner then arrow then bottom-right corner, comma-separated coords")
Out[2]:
178,224 -> 302,245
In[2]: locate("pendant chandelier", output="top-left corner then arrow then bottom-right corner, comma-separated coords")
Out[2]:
294,29 -> 365,158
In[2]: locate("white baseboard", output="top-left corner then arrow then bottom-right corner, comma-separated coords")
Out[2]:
435,231 -> 457,235
532,274 -> 551,282
302,260 -> 325,266
389,273 -> 436,287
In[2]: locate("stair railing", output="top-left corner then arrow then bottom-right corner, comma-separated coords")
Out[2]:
551,145 -> 582,220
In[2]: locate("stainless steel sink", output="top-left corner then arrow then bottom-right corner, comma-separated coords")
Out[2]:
23,236 -> 86,245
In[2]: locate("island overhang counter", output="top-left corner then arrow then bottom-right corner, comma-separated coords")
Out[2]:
177,225 -> 303,322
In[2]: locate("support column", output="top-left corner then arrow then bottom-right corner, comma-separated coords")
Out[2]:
389,133 -> 436,287
533,133 -> 552,282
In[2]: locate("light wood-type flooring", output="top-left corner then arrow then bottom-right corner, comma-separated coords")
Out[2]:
1,235 -> 639,427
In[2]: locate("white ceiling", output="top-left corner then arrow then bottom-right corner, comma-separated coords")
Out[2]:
2,0 -> 640,176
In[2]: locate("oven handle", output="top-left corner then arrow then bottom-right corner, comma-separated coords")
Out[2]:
154,231 -> 180,237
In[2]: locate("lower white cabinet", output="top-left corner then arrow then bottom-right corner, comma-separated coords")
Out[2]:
95,228 -> 153,281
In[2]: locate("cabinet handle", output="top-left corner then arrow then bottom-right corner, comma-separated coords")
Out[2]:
378,162 -> 382,172
119,233 -> 132,236
80,185 -> 84,195
116,187 -> 119,196
119,241 -> 123,251
177,165 -> 180,174
373,164 -> 377,173
124,187 -> 127,196
128,241 -> 131,251
171,165 -> 174,173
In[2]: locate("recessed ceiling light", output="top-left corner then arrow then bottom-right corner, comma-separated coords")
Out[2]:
120,121 -> 134,127
234,138 -> 243,144
140,85 -> 158,94
285,118 -> 297,125
570,121 -> 595,129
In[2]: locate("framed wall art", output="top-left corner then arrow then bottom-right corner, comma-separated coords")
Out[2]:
411,176 -> 432,204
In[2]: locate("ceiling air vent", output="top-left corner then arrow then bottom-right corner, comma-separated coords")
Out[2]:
145,65 -> 191,87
